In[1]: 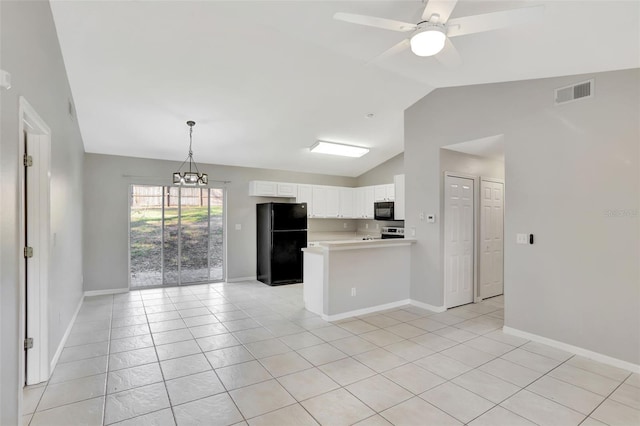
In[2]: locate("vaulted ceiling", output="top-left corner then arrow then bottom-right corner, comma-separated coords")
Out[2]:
50,0 -> 640,177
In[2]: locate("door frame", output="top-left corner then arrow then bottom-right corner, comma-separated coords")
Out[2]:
127,184 -> 228,289
443,172 -> 479,308
18,96 -> 51,387
479,177 -> 505,300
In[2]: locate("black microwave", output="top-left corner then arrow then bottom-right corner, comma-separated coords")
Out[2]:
374,202 -> 394,220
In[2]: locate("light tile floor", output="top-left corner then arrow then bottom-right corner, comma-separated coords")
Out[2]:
23,281 -> 640,426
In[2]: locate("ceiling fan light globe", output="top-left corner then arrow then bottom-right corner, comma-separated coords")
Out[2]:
410,28 -> 446,57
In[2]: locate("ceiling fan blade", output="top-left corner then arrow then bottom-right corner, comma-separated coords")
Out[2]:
333,12 -> 416,32
367,39 -> 410,64
422,0 -> 459,22
447,5 -> 544,38
435,38 -> 461,68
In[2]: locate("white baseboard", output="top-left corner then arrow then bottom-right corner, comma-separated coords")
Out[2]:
410,299 -> 446,313
322,299 -> 411,322
84,288 -> 129,297
50,295 -> 84,374
503,326 -> 640,374
226,276 -> 257,283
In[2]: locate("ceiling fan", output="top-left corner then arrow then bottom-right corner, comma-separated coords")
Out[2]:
334,0 -> 544,65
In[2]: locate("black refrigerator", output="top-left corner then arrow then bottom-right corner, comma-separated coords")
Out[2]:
256,202 -> 308,286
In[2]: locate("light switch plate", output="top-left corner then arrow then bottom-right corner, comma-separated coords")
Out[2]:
235,224 -> 242,230
516,233 -> 527,244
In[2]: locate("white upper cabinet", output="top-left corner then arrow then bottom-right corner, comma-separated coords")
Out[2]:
393,174 -> 405,220
253,179 -> 397,220
249,180 -> 277,197
364,186 -> 375,218
325,187 -> 340,218
311,186 -> 327,218
355,186 -> 375,218
249,180 -> 298,197
374,184 -> 395,201
297,184 -> 313,214
338,188 -> 354,218
277,182 -> 297,197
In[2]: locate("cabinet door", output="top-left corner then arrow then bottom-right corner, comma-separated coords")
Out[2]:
311,186 -> 327,218
277,183 -> 298,197
249,181 -> 277,196
325,187 -> 340,218
355,187 -> 366,218
364,186 -> 375,218
297,185 -> 313,216
374,185 -> 387,202
339,188 -> 354,218
386,184 -> 395,201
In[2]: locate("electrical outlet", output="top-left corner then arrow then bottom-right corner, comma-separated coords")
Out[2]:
343,222 -> 347,229
516,233 -> 528,244
365,223 -> 369,229
351,287 -> 356,297
419,212 -> 425,220
411,227 -> 416,237
376,223 -> 379,229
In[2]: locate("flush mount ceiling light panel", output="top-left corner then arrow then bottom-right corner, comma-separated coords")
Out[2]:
333,0 -> 544,65
310,141 -> 370,158
172,120 -> 208,185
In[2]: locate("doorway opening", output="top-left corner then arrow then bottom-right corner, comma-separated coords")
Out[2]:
129,184 -> 225,288
19,97 -> 51,388
441,135 -> 505,308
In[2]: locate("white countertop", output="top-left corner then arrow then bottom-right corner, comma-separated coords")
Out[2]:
303,238 -> 416,252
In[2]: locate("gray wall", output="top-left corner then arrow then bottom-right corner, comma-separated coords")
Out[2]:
405,68 -> 639,364
83,153 -> 356,291
0,1 -> 85,423
356,152 -> 404,187
440,149 -> 504,179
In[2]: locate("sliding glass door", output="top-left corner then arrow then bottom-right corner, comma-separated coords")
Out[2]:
130,185 -> 224,289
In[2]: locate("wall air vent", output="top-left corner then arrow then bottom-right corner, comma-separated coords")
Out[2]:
554,79 -> 594,105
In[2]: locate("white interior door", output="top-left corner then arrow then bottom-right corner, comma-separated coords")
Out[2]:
480,179 -> 504,299
444,176 -> 474,308
25,132 -> 50,385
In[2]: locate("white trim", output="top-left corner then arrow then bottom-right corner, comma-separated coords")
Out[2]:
410,299 -> 446,313
84,288 -> 129,297
49,295 -> 84,375
226,276 -> 257,283
503,326 -> 640,374
18,97 -> 52,388
479,177 -> 505,300
321,299 -> 411,322
443,172 -> 478,308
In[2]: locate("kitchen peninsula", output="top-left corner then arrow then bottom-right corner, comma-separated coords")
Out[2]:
302,238 -> 416,321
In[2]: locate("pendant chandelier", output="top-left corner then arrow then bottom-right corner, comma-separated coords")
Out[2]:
172,120 -> 208,185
